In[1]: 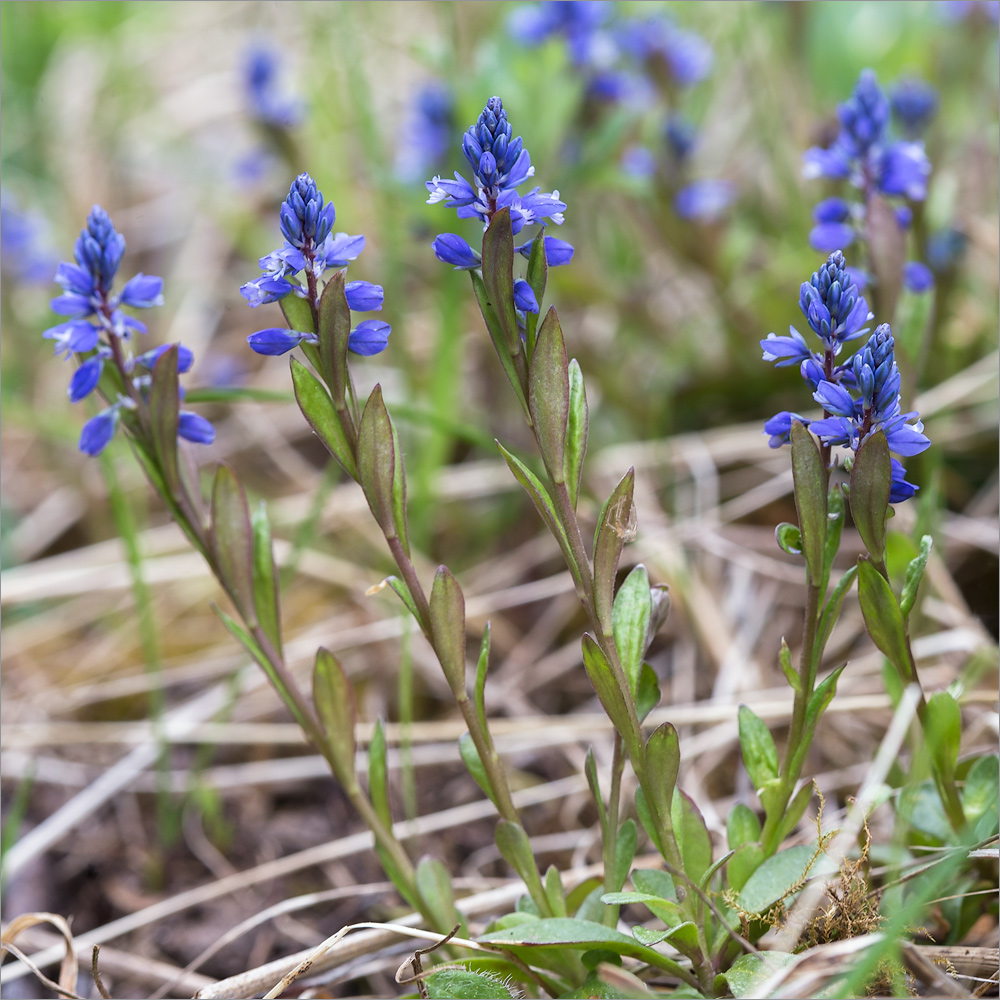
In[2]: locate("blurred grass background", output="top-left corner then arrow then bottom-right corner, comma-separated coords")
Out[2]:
1,2 -> 997,997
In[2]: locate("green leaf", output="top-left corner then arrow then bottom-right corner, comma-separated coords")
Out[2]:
714,952 -> 797,998
316,269 -> 351,405
775,522 -> 802,557
726,842 -> 764,894
672,790 -> 713,886
429,566 -> 467,697
584,747 -> 606,835
369,718 -> 391,829
631,869 -> 676,902
211,465 -> 258,624
856,557 -> 911,681
850,431 -> 891,562
900,534 -> 933,620
417,856 -> 463,934
250,502 -> 282,656
593,469 -> 636,631
565,359 -> 589,509
644,722 -> 680,821
634,787 -> 662,856
815,565 -> 859,654
612,564 -> 652,699
470,271 -> 528,417
790,421 -> 827,583
635,663 -> 661,723
481,207 -> 520,357
279,289 -> 315,335
774,781 -> 816,845
459,732 -> 497,807
474,624 -> 491,738
601,891 -> 682,929
372,575 -> 421,622
778,639 -> 800,694
612,819 -> 637,893
925,690 -> 962,780
313,648 -> 357,788
426,970 -> 520,1000
961,755 -> 999,833
496,442 -> 576,572
290,356 -> 357,480
737,845 -> 834,914
581,635 -> 642,766
544,864 -> 568,918
804,666 -> 846,737
357,385 -> 410,557
523,229 -> 548,354
478,918 -> 694,980
738,705 -> 779,793
148,346 -> 181,492
821,484 -> 846,595
495,820 -> 548,915
528,307 -> 570,481
898,779 -> 952,840
727,804 -> 761,851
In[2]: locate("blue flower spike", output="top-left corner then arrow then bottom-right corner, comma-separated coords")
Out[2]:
242,172 -> 390,359
48,206 -> 213,456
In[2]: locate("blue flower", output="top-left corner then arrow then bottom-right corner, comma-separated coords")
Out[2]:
79,406 -> 121,456
665,115 -> 697,162
247,328 -> 314,356
890,78 -> 938,137
807,325 -> 928,502
674,179 -> 734,222
348,320 -> 392,356
763,411 -> 810,448
1,193 -> 58,284
426,96 -> 573,267
395,82 -> 455,183
798,250 -> 872,350
809,222 -> 855,253
615,15 -> 713,86
245,45 -> 303,129
903,261 -> 934,293
513,279 -> 540,314
508,2 -> 610,66
178,411 -> 216,445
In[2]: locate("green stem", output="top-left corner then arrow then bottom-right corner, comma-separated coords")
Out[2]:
601,734 -> 625,927
761,579 -> 822,856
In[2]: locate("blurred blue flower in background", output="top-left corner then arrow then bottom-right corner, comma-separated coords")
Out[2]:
395,82 -> 455,183
245,44 -> 303,129
1,193 -> 59,284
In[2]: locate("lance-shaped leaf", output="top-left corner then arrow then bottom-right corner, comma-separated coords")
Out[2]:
497,442 -> 577,575
495,820 -> 549,915
774,780 -> 816,845
211,465 -> 257,624
593,469 -> 636,630
525,229 -> 548,342
804,664 -> 847,736
290,356 -> 357,480
317,269 -> 352,405
565,359 -> 588,509
528,307 -> 570,481
738,705 -> 779,794
581,634 -> 642,767
671,790 -> 713,886
613,818 -> 637,893
727,803 -> 761,851
429,566 -> 467,697
900,534 -> 933,620
790,421 -> 827,583
358,385 -> 410,556
857,557 -> 911,680
417,856 -> 464,934
368,575 -> 421,623
544,864 -> 567,918
280,290 -> 315,335
313,647 -> 357,788
369,718 -> 392,829
474,623 -> 491,737
645,722 -> 680,820
634,787 -> 663,856
471,271 -> 528,416
251,502 -> 282,656
481,207 -> 519,356
635,662 -> 660,723
925,690 -> 962,781
459,732 -> 497,807
815,565 -> 859,655
612,564 -> 652,698
850,430 -> 891,562
149,346 -> 181,492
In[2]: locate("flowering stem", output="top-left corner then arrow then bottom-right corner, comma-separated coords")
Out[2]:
601,734 -> 625,927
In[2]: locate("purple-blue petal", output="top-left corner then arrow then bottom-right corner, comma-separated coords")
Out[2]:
119,273 -> 164,309
69,356 -> 104,402
813,379 -> 856,417
903,261 -> 934,293
809,222 -> 856,253
348,319 -> 391,356
513,279 -> 539,314
50,292 -> 94,316
344,280 -> 384,312
247,328 -> 306,356
79,409 -> 118,455
178,411 -> 216,445
432,233 -> 481,270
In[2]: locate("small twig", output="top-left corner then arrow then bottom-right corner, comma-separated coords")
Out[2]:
394,924 -> 460,999
91,945 -> 113,1000
0,943 -> 87,1000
